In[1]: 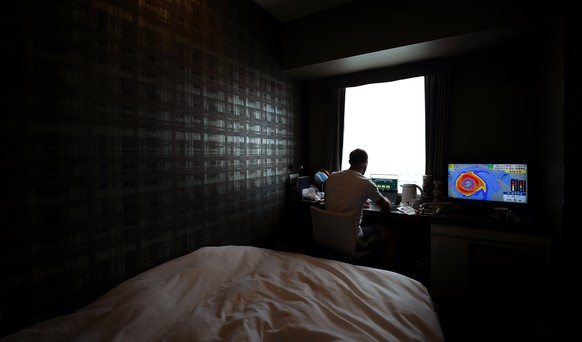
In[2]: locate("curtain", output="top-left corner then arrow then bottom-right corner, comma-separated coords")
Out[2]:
425,74 -> 450,183
323,88 -> 345,172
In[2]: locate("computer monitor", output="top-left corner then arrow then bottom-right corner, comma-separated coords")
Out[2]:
370,174 -> 398,191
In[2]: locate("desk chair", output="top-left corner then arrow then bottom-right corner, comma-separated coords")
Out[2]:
310,206 -> 371,263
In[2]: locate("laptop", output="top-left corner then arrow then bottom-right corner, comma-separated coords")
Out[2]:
370,174 -> 399,204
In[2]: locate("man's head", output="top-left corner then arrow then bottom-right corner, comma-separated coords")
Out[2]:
349,148 -> 368,174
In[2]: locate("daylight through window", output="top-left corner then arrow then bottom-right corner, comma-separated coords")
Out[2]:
342,76 -> 426,186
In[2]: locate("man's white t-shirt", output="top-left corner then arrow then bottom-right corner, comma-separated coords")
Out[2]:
324,169 -> 383,237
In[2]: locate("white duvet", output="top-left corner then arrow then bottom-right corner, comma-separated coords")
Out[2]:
4,246 -> 443,341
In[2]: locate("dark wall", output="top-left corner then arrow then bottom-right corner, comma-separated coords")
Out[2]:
0,0 -> 306,336
448,44 -> 540,161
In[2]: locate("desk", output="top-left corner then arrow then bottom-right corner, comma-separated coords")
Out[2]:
363,203 -> 543,233
362,203 -> 551,304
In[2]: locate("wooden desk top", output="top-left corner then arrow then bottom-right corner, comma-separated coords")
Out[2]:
363,203 -> 545,235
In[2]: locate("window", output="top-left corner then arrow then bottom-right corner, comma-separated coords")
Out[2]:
342,76 -> 425,186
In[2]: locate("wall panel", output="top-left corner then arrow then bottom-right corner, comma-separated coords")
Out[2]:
0,0 -> 305,335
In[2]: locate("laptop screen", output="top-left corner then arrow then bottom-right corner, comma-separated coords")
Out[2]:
370,175 -> 398,192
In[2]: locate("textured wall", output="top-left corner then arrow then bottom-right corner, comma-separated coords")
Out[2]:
0,0 -> 305,335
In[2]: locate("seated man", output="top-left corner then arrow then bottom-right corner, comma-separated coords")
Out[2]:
324,148 -> 396,269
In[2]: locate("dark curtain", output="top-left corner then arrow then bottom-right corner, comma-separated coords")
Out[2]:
323,88 -> 345,172
425,74 -> 450,183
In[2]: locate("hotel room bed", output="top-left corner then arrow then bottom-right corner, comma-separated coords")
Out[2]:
3,245 -> 443,341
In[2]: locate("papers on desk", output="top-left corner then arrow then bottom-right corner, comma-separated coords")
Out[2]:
397,206 -> 417,215
302,187 -> 324,202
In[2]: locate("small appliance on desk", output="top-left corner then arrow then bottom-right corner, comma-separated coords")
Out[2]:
400,183 -> 424,206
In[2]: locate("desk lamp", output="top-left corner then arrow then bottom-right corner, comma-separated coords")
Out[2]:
314,169 -> 330,193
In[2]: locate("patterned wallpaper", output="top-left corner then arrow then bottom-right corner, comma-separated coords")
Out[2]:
0,0 -> 305,335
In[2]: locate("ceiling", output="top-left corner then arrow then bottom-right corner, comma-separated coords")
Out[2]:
282,27 -> 530,80
253,0 -> 535,80
253,0 -> 355,23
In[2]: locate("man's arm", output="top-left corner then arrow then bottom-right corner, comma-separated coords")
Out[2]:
375,196 -> 392,212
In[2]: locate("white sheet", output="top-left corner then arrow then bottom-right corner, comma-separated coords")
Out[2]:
4,246 -> 443,341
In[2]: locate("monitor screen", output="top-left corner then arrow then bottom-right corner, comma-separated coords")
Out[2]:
370,174 -> 398,191
447,163 -> 528,204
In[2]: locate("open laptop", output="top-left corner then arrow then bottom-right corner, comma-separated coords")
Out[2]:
370,174 -> 399,204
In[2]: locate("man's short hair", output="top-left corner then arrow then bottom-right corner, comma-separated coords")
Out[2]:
349,148 -> 368,166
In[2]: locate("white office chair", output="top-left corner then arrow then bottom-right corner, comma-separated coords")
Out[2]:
310,206 -> 371,261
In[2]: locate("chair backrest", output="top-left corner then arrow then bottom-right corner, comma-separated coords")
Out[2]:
310,206 -> 358,257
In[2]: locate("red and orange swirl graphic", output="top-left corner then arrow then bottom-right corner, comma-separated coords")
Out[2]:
454,171 -> 487,196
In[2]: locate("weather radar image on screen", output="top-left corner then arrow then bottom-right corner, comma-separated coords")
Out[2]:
447,163 -> 528,204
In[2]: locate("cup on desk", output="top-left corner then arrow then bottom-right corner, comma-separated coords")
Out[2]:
494,207 -> 509,222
